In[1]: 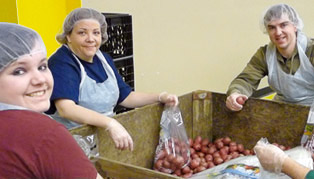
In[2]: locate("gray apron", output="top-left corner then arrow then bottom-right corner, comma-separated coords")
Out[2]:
52,50 -> 120,129
267,32 -> 314,106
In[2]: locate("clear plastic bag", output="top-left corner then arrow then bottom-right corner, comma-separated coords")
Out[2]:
301,101 -> 314,153
153,106 -> 190,174
73,133 -> 99,163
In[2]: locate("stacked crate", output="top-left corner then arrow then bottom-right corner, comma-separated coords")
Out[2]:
100,13 -> 134,113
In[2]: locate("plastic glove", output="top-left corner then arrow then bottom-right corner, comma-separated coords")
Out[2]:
159,92 -> 179,106
226,92 -> 248,111
106,118 -> 134,151
254,139 -> 288,173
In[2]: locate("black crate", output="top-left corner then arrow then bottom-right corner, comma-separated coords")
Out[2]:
100,13 -> 133,59
100,13 -> 134,114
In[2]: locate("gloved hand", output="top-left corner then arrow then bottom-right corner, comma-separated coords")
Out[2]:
159,92 -> 179,106
106,118 -> 134,151
226,92 -> 248,111
254,140 -> 288,173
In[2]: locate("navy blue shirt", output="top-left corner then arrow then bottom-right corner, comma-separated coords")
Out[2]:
47,45 -> 132,114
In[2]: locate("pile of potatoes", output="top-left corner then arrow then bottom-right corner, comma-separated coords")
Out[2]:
153,136 -> 290,178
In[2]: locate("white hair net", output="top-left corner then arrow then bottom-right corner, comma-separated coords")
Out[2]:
56,8 -> 108,45
0,22 -> 46,72
260,4 -> 303,34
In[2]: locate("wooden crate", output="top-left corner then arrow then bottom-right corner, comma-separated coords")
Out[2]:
70,90 -> 309,178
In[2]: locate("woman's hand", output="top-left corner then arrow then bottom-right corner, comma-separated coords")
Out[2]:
226,92 -> 248,111
106,118 -> 134,151
158,92 -> 179,106
254,141 -> 288,173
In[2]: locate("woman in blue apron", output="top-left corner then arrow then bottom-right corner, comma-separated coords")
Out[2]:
0,23 -> 100,178
48,8 -> 179,151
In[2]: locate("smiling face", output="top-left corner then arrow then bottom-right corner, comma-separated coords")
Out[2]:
0,44 -> 53,113
266,13 -> 297,57
66,19 -> 102,62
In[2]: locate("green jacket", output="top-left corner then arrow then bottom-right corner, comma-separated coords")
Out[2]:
227,38 -> 314,98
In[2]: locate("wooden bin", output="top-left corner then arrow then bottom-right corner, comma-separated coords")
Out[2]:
70,90 -> 310,179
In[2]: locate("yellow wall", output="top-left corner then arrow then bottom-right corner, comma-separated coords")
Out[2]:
0,1 -> 17,23
0,0 -> 81,57
82,0 -> 314,96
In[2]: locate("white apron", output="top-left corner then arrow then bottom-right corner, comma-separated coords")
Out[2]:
0,102 -> 26,111
52,50 -> 120,129
267,32 -> 314,106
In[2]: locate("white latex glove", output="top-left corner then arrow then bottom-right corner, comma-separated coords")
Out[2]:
226,92 -> 248,111
159,92 -> 179,106
254,140 -> 288,173
106,118 -> 134,151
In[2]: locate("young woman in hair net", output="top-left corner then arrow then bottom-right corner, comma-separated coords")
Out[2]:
47,8 -> 179,151
226,4 -> 314,111
0,22 -> 102,179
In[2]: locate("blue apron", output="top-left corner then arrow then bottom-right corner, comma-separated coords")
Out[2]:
52,50 -> 120,129
267,32 -> 314,106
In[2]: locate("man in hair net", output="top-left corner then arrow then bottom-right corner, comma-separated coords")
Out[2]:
226,4 -> 314,111
0,22 -> 102,178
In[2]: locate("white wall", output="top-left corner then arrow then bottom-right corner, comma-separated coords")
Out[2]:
82,0 -> 314,96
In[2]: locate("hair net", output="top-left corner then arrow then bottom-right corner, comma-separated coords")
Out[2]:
0,22 -> 46,72
56,8 -> 108,45
260,4 -> 303,34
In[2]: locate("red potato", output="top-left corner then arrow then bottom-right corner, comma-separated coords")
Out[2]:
194,136 -> 202,144
229,145 -> 238,152
191,153 -> 199,159
208,145 -> 217,154
243,149 -> 251,156
205,154 -> 213,162
197,152 -> 205,158
163,160 -> 171,169
213,151 -> 221,158
154,159 -> 163,170
230,151 -> 240,159
190,148 -> 195,155
229,141 -> 237,146
196,166 -> 206,173
200,161 -> 209,168
182,172 -> 193,178
174,156 -> 184,168
208,161 -> 215,168
201,138 -> 210,146
237,144 -> 244,153
170,163 -> 177,171
222,137 -> 232,145
189,138 -> 194,147
214,138 -> 223,144
236,97 -> 245,105
182,166 -> 191,174
213,157 -> 224,165
193,143 -> 202,151
215,141 -> 224,149
156,149 -> 166,160
174,169 -> 181,176
224,155 -> 232,162
190,159 -> 200,169
219,148 -> 228,156
222,146 -> 229,154
220,153 -> 228,161
166,154 -> 175,163
201,146 -> 209,154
